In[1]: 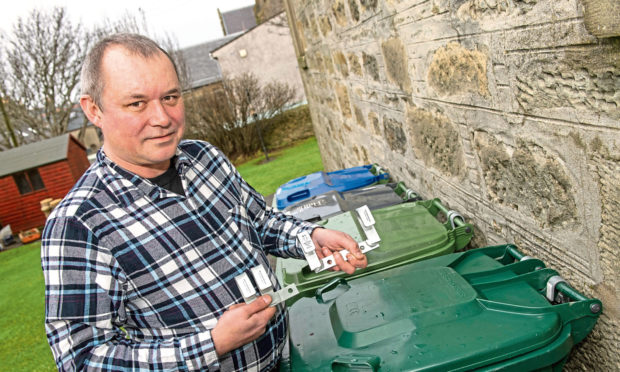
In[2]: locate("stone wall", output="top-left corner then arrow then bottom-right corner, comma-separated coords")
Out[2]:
285,0 -> 619,369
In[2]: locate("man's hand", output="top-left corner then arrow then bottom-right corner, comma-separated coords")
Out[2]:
211,295 -> 277,355
311,228 -> 368,274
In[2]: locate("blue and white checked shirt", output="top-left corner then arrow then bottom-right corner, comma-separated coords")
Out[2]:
42,140 -> 315,371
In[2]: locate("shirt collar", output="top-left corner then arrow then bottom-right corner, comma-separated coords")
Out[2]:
95,146 -> 190,207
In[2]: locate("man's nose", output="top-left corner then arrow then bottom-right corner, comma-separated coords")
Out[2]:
149,101 -> 171,126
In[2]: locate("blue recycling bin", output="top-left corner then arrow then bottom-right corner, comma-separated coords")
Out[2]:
274,164 -> 389,210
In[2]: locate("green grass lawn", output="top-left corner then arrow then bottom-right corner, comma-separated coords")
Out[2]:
236,137 -> 324,196
0,137 -> 323,371
0,242 -> 56,371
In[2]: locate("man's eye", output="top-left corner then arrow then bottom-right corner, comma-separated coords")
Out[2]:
128,101 -> 145,108
163,95 -> 179,104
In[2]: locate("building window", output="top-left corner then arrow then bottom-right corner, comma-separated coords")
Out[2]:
13,169 -> 45,195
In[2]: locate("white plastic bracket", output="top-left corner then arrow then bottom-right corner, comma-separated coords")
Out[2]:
356,205 -> 380,245
235,266 -> 300,307
234,272 -> 258,303
318,241 -> 379,271
446,210 -> 464,229
313,205 -> 381,272
546,275 -> 567,302
265,284 -> 300,306
251,265 -> 273,295
298,231 -> 322,271
404,188 -> 418,200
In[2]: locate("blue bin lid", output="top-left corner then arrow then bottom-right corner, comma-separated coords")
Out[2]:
275,164 -> 389,210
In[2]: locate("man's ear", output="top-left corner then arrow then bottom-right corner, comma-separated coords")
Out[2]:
80,95 -> 103,128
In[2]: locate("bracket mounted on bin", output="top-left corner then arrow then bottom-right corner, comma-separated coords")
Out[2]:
546,275 -> 569,303
446,210 -> 465,229
234,265 -> 299,307
297,205 -> 381,273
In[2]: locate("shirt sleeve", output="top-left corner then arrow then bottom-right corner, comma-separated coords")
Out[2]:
42,216 -> 219,372
225,157 -> 319,259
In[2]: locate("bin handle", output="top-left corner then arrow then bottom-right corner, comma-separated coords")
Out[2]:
287,189 -> 310,202
332,354 -> 381,372
316,278 -> 349,303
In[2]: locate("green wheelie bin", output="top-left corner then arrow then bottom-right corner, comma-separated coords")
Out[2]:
276,198 -> 474,306
282,244 -> 602,371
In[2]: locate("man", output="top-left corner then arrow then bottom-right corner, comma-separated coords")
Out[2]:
42,34 -> 367,371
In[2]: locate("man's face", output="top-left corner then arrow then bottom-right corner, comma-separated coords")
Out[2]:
82,46 -> 185,178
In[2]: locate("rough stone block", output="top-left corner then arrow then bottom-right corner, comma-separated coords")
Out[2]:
474,131 -> 577,228
334,82 -> 353,118
583,0 -> 620,38
407,105 -> 466,178
427,42 -> 490,97
332,0 -> 348,27
363,52 -> 381,81
382,115 -> 408,154
333,51 -> 350,77
512,45 -> 620,122
381,37 -> 412,93
347,52 -> 363,76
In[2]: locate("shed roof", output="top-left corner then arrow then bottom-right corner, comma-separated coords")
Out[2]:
0,134 -> 73,178
221,5 -> 257,35
180,34 -> 243,90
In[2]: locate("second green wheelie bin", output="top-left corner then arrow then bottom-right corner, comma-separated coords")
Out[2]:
276,198 -> 473,306
282,244 -> 602,371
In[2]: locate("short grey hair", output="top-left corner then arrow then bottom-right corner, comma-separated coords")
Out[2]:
80,33 -> 179,109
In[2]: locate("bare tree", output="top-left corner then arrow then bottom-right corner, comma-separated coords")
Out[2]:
4,7 -> 93,140
0,45 -> 19,149
185,72 -> 297,161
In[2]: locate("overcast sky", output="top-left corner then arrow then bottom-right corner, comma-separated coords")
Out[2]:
0,0 -> 256,49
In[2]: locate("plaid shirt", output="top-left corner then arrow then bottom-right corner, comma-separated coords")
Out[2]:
42,140 -> 315,371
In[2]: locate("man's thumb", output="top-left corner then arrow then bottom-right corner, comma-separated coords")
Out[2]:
248,295 -> 272,313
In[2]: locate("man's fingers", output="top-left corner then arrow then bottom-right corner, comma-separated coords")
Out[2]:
335,232 -> 364,260
253,304 -> 277,324
213,295 -> 276,355
332,249 -> 355,274
244,295 -> 272,315
347,241 -> 365,260
346,252 -> 368,269
228,303 -> 245,311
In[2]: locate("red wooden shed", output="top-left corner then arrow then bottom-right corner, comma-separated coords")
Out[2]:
0,134 -> 90,233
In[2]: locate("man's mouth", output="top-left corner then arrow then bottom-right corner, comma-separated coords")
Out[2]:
149,132 -> 175,140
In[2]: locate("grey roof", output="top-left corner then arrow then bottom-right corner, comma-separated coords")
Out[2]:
180,34 -> 243,90
211,11 -> 286,54
221,5 -> 257,35
0,134 -> 72,178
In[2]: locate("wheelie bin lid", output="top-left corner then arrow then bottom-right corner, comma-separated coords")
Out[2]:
282,182 -> 422,222
276,199 -> 473,305
274,164 -> 390,210
284,245 -> 602,372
